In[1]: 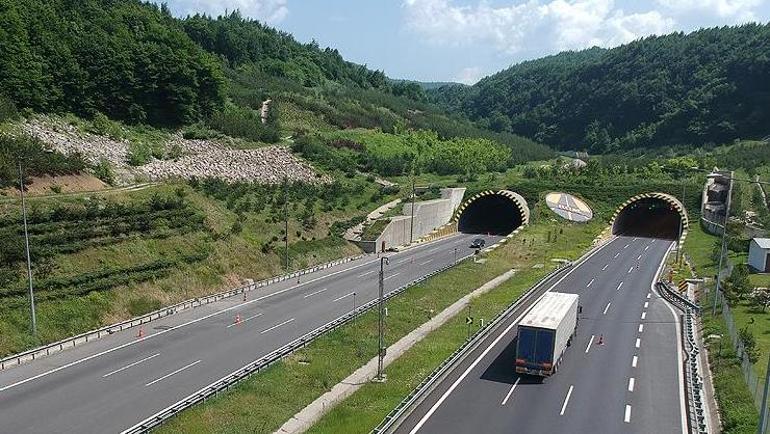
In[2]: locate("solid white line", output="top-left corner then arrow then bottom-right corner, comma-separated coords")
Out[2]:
624,404 -> 632,423
628,267 -> 634,274
628,377 -> 635,392
384,272 -> 401,281
501,377 -> 521,405
635,338 -> 641,348
333,292 -> 356,302
103,354 -> 160,378
603,302 -> 611,315
644,301 -> 649,309
616,282 -> 624,291
419,260 -> 433,266
145,360 -> 201,387
638,324 -> 644,333
560,385 -> 574,416
303,288 -> 328,298
587,278 -> 595,288
585,335 -> 595,353
602,264 -> 609,271
641,312 -> 647,320
358,270 -> 376,278
226,312 -> 263,328
632,355 -> 638,368
260,318 -> 295,334
624,244 -> 630,249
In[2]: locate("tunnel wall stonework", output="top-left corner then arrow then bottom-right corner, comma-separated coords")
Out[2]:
610,192 -> 689,243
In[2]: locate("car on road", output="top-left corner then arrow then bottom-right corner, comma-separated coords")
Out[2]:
470,238 -> 486,248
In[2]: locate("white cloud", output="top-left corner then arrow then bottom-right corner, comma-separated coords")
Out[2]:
166,0 -> 289,23
454,66 -> 485,84
402,0 -> 676,53
656,0 -> 761,21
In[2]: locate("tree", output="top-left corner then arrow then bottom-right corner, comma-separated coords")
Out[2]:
750,288 -> 770,312
725,264 -> 751,301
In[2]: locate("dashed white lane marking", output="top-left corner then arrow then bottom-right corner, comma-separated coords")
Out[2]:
647,293 -> 651,299
103,354 -> 160,378
644,301 -> 649,309
628,377 -> 635,392
560,385 -> 575,416
632,355 -> 638,368
333,292 -> 356,302
501,377 -> 521,406
226,312 -> 264,328
633,237 -> 638,242
628,267 -> 634,274
624,244 -> 630,249
384,272 -> 401,281
602,264 -> 609,271
587,278 -> 595,288
303,288 -> 328,298
419,260 -> 433,266
638,324 -> 644,333
637,254 -> 643,260
641,312 -> 647,320
358,270 -> 376,278
624,404 -> 632,423
616,282 -> 624,291
635,338 -> 641,348
145,360 -> 201,387
585,335 -> 595,353
603,302 -> 612,315
645,245 -> 650,251
260,318 -> 295,334
614,253 -> 620,259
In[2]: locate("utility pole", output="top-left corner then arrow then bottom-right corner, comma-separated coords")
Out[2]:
409,176 -> 415,244
714,172 -> 733,316
376,256 -> 389,381
19,161 -> 37,336
677,181 -> 686,264
284,175 -> 289,273
454,247 -> 458,264
757,351 -> 770,434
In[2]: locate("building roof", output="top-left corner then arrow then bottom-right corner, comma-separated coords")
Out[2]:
520,292 -> 578,330
753,238 -> 770,249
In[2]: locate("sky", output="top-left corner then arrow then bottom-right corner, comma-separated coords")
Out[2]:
158,0 -> 770,84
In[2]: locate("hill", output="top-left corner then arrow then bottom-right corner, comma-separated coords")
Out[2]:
429,25 -> 770,153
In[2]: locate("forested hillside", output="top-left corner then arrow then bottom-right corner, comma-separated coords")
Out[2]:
430,24 -> 770,153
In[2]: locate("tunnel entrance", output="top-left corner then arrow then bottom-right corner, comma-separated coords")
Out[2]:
612,194 -> 687,240
456,190 -> 529,235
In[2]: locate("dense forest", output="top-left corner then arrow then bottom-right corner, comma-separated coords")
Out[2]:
430,24 -> 770,153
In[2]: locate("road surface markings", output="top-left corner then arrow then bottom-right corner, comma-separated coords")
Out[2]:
384,272 -> 401,281
333,292 -> 356,302
420,260 -> 433,266
260,318 -> 295,334
624,244 -> 630,249
501,377 -> 521,405
647,293 -> 651,299
633,237 -> 638,241
628,266 -> 634,274
645,245 -> 650,251
103,354 -> 159,378
638,324 -> 644,333
358,270 -> 376,278
602,264 -> 609,271
145,360 -> 201,387
614,252 -> 620,259
628,377 -> 635,392
641,311 -> 647,320
227,312 -> 263,328
559,385 -> 574,416
637,254 -> 643,260
587,278 -> 595,288
644,301 -> 649,309
303,288 -> 328,298
616,282 -> 624,291
624,404 -> 632,423
585,335 -> 595,353
635,338 -> 641,348
603,302 -> 611,315
632,355 -> 638,368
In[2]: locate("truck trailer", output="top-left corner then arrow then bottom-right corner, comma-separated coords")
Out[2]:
515,292 -> 579,376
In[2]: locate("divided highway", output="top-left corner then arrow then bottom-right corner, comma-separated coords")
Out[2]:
0,233 -> 502,434
395,235 -> 686,434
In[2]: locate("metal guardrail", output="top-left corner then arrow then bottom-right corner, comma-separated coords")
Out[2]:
121,253 -> 477,433
370,262 -> 572,434
658,281 -> 708,434
0,254 -> 366,371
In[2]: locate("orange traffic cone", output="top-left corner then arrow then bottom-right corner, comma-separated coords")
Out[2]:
136,327 -> 144,338
234,314 -> 242,325
597,334 -> 604,346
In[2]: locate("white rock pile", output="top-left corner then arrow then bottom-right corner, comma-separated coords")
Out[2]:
21,118 -> 129,166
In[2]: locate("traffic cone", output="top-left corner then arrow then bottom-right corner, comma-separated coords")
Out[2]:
597,334 -> 604,345
136,327 -> 144,338
234,314 -> 242,325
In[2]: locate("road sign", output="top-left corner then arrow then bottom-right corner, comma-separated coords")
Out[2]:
466,316 -> 474,324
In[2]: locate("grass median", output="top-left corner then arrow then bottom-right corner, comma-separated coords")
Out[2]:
157,218 -> 603,434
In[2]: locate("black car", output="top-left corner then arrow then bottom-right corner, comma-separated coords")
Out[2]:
471,238 -> 486,248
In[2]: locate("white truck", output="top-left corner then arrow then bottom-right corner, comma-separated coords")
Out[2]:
515,292 -> 579,376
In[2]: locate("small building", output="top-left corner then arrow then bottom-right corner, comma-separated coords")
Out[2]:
749,238 -> 770,273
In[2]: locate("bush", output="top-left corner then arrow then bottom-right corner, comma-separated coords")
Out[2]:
89,113 -> 124,140
0,135 -> 87,188
0,94 -> 19,122
93,160 -> 114,185
127,142 -> 153,166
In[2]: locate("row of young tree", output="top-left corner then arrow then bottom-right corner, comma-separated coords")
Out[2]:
431,24 -> 770,153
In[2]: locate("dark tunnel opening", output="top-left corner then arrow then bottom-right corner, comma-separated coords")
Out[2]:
612,198 -> 683,240
458,195 -> 523,235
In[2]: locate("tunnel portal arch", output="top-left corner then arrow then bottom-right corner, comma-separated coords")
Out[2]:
611,192 -> 689,241
454,190 -> 530,236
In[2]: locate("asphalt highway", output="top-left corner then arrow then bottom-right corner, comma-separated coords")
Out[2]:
0,232 -> 502,434
395,235 -> 686,434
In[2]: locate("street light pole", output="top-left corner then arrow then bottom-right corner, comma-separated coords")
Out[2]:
409,177 -> 415,244
284,175 -> 289,273
18,161 -> 37,336
714,172 -> 733,316
376,256 -> 389,381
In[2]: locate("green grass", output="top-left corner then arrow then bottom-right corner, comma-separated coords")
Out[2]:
156,215 -> 603,434
749,274 -> 770,288
360,219 -> 390,241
